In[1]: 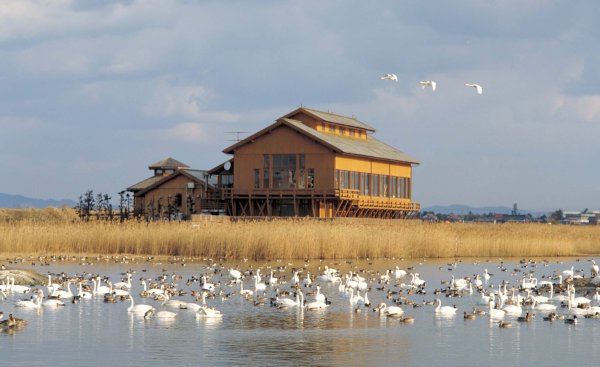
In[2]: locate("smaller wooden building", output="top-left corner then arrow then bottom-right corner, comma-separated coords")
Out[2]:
127,157 -> 219,220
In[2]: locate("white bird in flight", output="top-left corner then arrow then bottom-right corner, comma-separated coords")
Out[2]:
420,80 -> 436,91
381,73 -> 398,82
465,83 -> 483,95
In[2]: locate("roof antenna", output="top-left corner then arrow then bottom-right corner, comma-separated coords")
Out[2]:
225,131 -> 249,142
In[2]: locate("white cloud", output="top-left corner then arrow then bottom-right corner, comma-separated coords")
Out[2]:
144,122 -> 205,143
553,95 -> 600,123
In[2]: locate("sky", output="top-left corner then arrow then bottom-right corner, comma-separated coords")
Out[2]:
1,0 -> 599,212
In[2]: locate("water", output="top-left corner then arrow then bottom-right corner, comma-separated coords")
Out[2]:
2,258 -> 600,366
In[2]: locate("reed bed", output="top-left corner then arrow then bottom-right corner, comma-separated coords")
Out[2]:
1,212 -> 600,260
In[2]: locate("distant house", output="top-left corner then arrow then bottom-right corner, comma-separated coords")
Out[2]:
562,211 -> 598,225
127,157 -> 218,220
494,213 -> 533,223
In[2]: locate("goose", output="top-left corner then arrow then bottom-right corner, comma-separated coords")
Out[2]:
419,80 -> 437,91
376,302 -> 404,317
465,83 -> 483,95
434,298 -> 457,317
381,73 -> 398,82
127,296 -> 154,315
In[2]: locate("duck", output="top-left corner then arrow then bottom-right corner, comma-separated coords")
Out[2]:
463,311 -> 476,320
498,321 -> 513,328
565,315 -> 578,324
517,311 -> 535,322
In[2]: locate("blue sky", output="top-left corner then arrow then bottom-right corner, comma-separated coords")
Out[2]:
1,0 -> 599,211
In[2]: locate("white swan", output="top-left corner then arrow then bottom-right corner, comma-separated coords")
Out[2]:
15,294 -> 42,309
465,83 -> 483,95
128,296 -> 154,314
76,282 -> 92,299
376,302 -> 404,317
113,273 -> 132,290
419,80 -> 437,91
196,306 -> 223,318
51,281 -> 73,299
393,266 -> 407,279
201,275 -> 215,292
254,275 -> 266,293
531,298 -> 557,313
275,291 -> 303,308
10,277 -> 32,294
592,260 -> 599,277
381,73 -> 398,82
93,277 -> 110,295
240,280 -> 253,297
488,295 -> 505,320
434,298 -> 457,317
155,310 -> 177,319
229,268 -> 242,281
562,266 -> 574,278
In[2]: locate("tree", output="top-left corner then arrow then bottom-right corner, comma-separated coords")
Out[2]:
78,190 -> 95,222
550,209 -> 564,223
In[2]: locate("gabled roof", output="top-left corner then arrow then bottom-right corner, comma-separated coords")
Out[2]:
207,159 -> 233,175
131,169 -> 214,196
127,175 -> 165,193
148,157 -> 189,170
223,118 -> 419,165
283,106 -> 376,132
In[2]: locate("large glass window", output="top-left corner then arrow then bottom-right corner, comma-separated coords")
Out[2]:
372,174 -> 379,196
263,155 -> 270,188
308,168 -> 315,188
272,154 -> 297,189
383,175 -> 389,197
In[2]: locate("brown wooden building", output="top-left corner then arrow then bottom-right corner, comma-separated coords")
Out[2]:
219,107 -> 420,218
127,157 -> 220,220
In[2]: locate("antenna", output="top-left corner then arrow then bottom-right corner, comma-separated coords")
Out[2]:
225,131 -> 249,142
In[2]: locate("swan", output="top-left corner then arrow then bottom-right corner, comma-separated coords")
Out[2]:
113,273 -> 132,290
303,272 -> 312,288
483,269 -> 491,282
592,260 -> 599,277
76,282 -> 92,299
93,277 -> 111,295
229,268 -> 242,281
488,295 -> 505,320
419,80 -> 437,91
477,291 -> 491,306
240,280 -> 253,297
196,306 -> 223,318
393,266 -> 407,279
376,302 -> 404,317
562,266 -> 574,278
46,275 -> 62,295
434,299 -> 457,317
410,273 -> 426,287
43,297 -> 66,307
155,310 -> 177,319
108,282 -> 129,297
15,294 -> 42,309
349,289 -> 364,306
201,275 -> 215,292
451,275 -> 468,291
314,285 -> 326,304
127,296 -> 154,315
593,288 -> 600,303
502,301 -> 522,317
381,73 -> 398,82
267,270 -> 278,286
291,271 -> 300,285
275,291 -> 303,309
521,276 -> 537,290
254,275 -> 266,293
465,83 -> 483,95
51,281 -> 73,299
9,277 -> 31,294
140,280 -> 164,296
473,274 -> 483,288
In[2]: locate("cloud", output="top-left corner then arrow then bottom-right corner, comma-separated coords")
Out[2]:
553,95 -> 600,123
144,122 -> 205,143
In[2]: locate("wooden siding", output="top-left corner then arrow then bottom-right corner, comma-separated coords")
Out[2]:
232,125 -> 335,193
335,156 -> 412,177
135,174 -> 207,218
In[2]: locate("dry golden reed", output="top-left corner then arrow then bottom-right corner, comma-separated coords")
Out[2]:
1,209 -> 600,260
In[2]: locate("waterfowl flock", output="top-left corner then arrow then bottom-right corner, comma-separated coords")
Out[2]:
2,255 -> 600,336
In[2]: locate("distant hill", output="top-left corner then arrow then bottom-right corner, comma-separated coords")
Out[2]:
0,193 -> 76,208
422,204 -> 545,216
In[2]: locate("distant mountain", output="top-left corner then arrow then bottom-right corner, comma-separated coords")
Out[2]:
0,193 -> 77,208
422,204 -> 545,216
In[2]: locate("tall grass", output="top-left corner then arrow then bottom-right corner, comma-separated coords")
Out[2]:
1,210 -> 600,260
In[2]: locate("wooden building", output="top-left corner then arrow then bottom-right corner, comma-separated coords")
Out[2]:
219,107 -> 420,218
127,157 -> 219,220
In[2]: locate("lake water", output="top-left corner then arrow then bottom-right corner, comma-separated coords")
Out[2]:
2,257 -> 600,366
